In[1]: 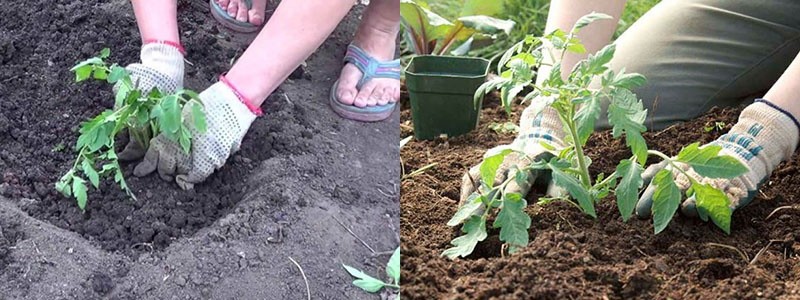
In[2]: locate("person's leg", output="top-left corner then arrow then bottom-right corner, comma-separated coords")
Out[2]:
764,52 -> 800,118
224,0 -> 354,108
595,0 -> 800,130
132,0 -> 180,43
334,0 -> 401,108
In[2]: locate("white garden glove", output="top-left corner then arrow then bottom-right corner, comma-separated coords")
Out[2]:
636,99 -> 800,218
133,80 -> 258,190
460,99 -> 567,206
117,42 -> 185,161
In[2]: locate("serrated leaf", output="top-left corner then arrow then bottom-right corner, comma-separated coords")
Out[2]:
342,264 -> 386,293
479,149 -> 512,188
386,248 -> 400,284
493,193 -> 530,253
548,160 -> 596,217
608,89 -> 648,164
72,177 -> 88,210
178,127 -> 191,154
190,102 -> 207,133
676,143 -> 748,179
585,43 -> 615,75
572,12 -> 612,32
615,159 -> 643,222
160,95 -> 181,134
81,159 -> 100,189
574,95 -> 601,144
652,169 -> 681,234
447,193 -> 484,226
442,216 -> 488,259
566,40 -> 586,54
693,183 -> 732,234
99,48 -> 111,58
612,71 -> 647,89
115,83 -> 129,108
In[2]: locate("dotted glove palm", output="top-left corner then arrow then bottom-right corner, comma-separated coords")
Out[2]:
459,100 -> 567,206
132,81 -> 258,190
117,43 -> 185,161
636,100 -> 800,218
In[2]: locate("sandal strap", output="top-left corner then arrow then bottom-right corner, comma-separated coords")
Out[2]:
343,44 -> 400,88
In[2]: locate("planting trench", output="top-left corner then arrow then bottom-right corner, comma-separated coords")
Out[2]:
400,96 -> 800,299
0,0 -> 399,299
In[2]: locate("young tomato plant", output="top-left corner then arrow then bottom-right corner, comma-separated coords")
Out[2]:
443,13 -> 748,259
56,48 -> 207,210
342,247 -> 400,297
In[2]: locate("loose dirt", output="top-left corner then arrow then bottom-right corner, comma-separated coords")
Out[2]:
400,96 -> 800,299
0,0 -> 398,299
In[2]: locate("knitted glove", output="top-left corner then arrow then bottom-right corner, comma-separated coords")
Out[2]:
636,99 -> 800,218
117,42 -> 185,161
459,98 -> 567,206
133,78 -> 260,190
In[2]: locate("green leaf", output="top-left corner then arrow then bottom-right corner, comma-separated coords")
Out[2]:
651,169 -> 681,234
72,177 -> 88,210
81,159 -> 100,189
342,264 -> 386,293
608,89 -> 648,164
693,183 -> 732,234
460,0 -> 504,17
442,216 -> 488,259
493,193 -> 531,253
457,15 -> 515,35
108,65 -> 127,84
479,149 -> 512,188
190,102 -> 207,133
615,159 -> 644,222
74,65 -> 93,82
92,67 -> 108,80
676,143 -> 748,179
99,48 -> 111,59
612,70 -> 647,89
160,95 -> 181,134
573,95 -> 601,144
585,43 -> 615,75
572,12 -> 613,32
548,160 -> 596,217
178,127 -> 191,154
447,193 -> 485,226
400,0 -> 453,54
386,248 -> 400,284
115,84 -> 129,108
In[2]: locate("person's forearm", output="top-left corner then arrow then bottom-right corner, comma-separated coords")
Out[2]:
537,0 -> 626,85
763,51 -> 800,121
131,0 -> 180,44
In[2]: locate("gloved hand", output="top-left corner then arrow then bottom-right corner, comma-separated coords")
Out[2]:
636,99 -> 800,218
459,99 -> 567,206
117,42 -> 185,161
132,79 -> 260,190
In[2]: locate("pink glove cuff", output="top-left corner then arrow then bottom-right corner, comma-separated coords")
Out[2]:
143,39 -> 186,55
219,74 -> 263,117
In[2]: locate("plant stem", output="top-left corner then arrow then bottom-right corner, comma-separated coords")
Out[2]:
565,108 -> 592,188
593,170 -> 617,189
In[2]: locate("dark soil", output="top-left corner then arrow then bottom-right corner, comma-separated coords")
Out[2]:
400,96 -> 800,299
0,0 -> 398,299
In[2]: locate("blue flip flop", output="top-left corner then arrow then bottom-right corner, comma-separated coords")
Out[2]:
329,44 -> 400,122
209,0 -> 263,33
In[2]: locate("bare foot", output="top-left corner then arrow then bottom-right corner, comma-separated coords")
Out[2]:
215,0 -> 267,26
335,5 -> 400,108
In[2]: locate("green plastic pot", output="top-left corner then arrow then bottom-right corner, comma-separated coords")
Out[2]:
405,55 -> 490,140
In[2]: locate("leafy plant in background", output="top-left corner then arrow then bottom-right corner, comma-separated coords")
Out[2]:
343,247 -> 400,297
443,13 -> 747,259
56,49 -> 206,210
400,0 -> 515,56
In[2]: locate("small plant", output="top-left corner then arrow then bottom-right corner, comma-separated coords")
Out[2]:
443,13 -> 748,259
56,49 -> 206,210
51,143 -> 66,153
343,247 -> 400,297
400,136 -> 437,181
400,0 -> 515,56
488,121 -> 519,134
703,121 -> 726,133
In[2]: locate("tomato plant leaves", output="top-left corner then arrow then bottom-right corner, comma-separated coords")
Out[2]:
693,183 -> 732,234
493,193 -> 531,253
479,149 -> 512,188
72,177 -> 88,211
548,160 -> 596,217
442,216 -> 488,259
608,89 -> 648,164
574,95 -> 601,144
386,248 -> 400,284
651,169 -> 681,234
676,143 -> 748,179
447,193 -> 484,226
571,12 -> 612,32
342,264 -> 386,293
615,159 -> 643,222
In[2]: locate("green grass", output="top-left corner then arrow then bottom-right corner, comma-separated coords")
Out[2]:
403,0 -> 662,64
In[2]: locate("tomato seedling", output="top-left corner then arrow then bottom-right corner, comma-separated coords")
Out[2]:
443,13 -> 748,259
342,247 -> 400,296
56,48 -> 207,210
